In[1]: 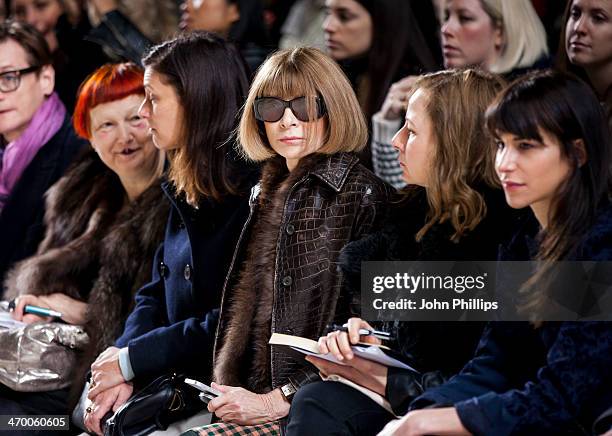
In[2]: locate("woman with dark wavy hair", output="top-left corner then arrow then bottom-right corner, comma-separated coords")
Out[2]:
389,71 -> 612,435
323,0 -> 442,167
83,32 -> 257,435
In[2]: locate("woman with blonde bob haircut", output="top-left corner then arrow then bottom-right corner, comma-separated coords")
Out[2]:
480,0 -> 549,75
440,0 -> 549,77
185,47 -> 390,435
239,47 -> 368,161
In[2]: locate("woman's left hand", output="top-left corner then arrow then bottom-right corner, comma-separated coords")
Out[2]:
305,355 -> 388,396
377,408 -> 471,436
207,383 -> 290,425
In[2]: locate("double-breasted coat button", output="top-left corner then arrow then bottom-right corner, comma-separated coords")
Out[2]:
282,276 -> 292,286
158,261 -> 168,278
286,224 -> 295,235
184,264 -> 192,281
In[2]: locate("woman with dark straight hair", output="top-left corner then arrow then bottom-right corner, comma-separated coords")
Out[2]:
324,0 -> 442,166
385,71 -> 612,435
180,0 -> 272,73
140,31 -> 251,204
324,0 -> 441,120
83,32 -> 257,435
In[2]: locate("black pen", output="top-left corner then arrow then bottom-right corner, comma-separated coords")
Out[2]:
328,323 -> 395,341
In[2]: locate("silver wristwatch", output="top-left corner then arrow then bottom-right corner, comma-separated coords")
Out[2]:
280,382 -> 297,399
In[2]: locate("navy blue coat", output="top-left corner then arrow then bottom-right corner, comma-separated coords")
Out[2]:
412,206 -> 612,435
0,115 -> 86,291
115,181 -> 251,380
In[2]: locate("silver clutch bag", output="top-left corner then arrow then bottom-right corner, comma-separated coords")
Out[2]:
0,322 -> 89,392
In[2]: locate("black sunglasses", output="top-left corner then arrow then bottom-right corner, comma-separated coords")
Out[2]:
253,96 -> 327,123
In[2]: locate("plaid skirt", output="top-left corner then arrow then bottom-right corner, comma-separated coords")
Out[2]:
181,421 -> 280,436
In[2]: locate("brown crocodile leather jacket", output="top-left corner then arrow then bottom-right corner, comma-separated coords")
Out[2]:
213,152 -> 392,396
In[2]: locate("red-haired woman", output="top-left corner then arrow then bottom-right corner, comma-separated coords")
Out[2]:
1,62 -> 168,418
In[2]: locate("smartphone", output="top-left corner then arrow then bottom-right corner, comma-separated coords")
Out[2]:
184,378 -> 222,404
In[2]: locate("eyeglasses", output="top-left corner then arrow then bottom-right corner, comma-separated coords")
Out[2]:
0,66 -> 41,93
253,96 -> 327,123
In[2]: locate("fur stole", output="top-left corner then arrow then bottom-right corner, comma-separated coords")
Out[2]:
3,149 -> 168,396
214,153 -> 330,393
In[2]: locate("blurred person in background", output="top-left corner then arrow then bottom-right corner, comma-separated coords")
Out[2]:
1,62 -> 167,423
263,0 -> 298,45
557,0 -> 612,131
279,0 -> 326,50
85,0 -> 178,64
323,0 -> 442,168
0,20 -> 85,293
373,0 -> 550,188
180,0 -> 271,73
10,0 -> 109,110
441,0 -> 549,77
10,0 -> 76,52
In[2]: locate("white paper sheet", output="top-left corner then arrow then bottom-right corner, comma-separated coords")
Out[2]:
290,344 -> 417,372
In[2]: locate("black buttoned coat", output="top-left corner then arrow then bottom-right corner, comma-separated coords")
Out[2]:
115,181 -> 252,380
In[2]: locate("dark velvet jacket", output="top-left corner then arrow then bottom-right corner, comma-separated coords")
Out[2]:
0,115 -> 86,292
212,153 -> 391,395
339,186 -> 523,415
412,204 -> 612,435
115,179 -> 254,380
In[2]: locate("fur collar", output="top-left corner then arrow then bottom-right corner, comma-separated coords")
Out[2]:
213,152 -> 358,392
257,152 -> 359,198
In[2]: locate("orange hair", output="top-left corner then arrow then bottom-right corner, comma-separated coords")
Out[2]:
73,63 -> 144,139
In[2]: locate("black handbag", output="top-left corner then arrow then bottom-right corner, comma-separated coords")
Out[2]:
103,373 -> 205,436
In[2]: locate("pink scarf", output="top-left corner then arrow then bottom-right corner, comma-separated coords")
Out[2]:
0,93 -> 66,212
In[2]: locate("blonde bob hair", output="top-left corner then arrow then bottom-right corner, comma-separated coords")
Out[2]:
413,69 -> 505,242
239,47 -> 368,161
480,0 -> 548,74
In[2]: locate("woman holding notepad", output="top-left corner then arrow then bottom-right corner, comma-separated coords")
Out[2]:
182,47 -> 390,436
285,69 -> 520,435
